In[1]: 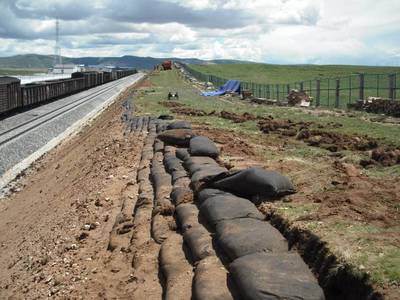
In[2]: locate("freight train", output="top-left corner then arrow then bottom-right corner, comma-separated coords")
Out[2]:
0,69 -> 137,116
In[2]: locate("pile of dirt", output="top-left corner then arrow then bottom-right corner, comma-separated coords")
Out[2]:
258,118 -> 312,137
171,107 -> 213,117
287,89 -> 312,106
193,127 -> 255,157
361,147 -> 400,167
219,110 -> 258,123
159,101 -> 185,108
296,129 -> 379,152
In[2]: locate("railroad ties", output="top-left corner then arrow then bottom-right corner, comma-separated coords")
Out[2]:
115,109 -> 326,299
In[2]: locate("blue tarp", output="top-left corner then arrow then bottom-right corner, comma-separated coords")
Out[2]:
201,80 -> 241,96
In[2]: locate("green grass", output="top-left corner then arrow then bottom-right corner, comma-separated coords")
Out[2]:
0,68 -> 47,76
188,63 -> 400,84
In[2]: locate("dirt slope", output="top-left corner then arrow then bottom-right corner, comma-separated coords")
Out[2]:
0,86 -> 162,299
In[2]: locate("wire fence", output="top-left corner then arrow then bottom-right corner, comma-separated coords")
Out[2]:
183,64 -> 399,109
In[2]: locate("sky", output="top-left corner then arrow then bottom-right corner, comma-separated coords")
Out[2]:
0,0 -> 399,65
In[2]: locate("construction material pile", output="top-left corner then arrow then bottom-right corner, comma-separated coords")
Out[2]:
287,89 -> 312,106
350,97 -> 400,117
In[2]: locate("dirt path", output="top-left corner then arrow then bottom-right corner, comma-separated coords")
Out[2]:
0,85 -> 163,299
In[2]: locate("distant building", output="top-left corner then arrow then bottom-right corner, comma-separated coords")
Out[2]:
50,64 -> 83,74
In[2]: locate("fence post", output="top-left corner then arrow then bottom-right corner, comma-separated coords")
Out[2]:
335,79 -> 340,108
276,84 -> 279,100
389,74 -> 395,100
300,82 -> 304,91
359,73 -> 364,100
287,84 -> 290,95
316,79 -> 321,107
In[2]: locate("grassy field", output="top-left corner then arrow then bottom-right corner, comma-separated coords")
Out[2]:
189,63 -> 400,84
0,68 -> 47,76
133,69 -> 400,297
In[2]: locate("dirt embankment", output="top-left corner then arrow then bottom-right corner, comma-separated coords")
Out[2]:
0,86 -> 162,299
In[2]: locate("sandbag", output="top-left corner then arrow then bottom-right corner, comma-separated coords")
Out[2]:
176,148 -> 190,161
160,233 -> 193,300
164,156 -> 185,173
184,157 -> 220,175
196,188 -> 229,205
172,170 -> 187,183
167,120 -> 192,130
189,136 -> 220,158
184,156 -> 218,170
212,167 -> 295,199
154,139 -> 164,152
193,256 -> 234,300
152,214 -> 173,244
176,203 -> 199,232
171,187 -> 193,206
157,129 -> 194,146
191,166 -> 228,185
230,252 -> 325,300
216,218 -> 288,260
183,225 -> 215,261
200,195 -> 264,228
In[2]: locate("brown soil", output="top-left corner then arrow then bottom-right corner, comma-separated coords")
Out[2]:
0,87 -> 162,299
170,107 -> 212,116
219,110 -> 258,123
159,101 -> 185,108
297,129 -> 379,152
135,78 -> 153,88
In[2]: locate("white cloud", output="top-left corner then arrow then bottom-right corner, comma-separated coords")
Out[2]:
0,0 -> 399,65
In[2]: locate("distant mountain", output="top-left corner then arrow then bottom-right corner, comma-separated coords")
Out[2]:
0,54 -> 251,70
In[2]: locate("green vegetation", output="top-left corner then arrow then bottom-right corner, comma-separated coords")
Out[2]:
0,68 -> 47,76
188,63 -> 400,84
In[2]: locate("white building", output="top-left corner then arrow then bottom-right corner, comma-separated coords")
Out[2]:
50,64 -> 83,74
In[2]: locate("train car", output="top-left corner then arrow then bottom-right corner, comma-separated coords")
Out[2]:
1,69 -> 136,117
0,77 -> 22,114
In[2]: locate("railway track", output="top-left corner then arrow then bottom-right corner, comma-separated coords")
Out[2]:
0,73 -> 143,185
0,75 -> 136,147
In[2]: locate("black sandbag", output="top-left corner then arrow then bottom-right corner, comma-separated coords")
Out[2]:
167,120 -> 192,130
164,156 -> 185,173
212,167 -> 295,199
171,187 -> 193,206
157,129 -> 194,146
158,114 -> 174,120
160,233 -> 193,300
200,195 -> 264,228
191,166 -> 228,185
172,170 -> 187,183
183,225 -> 215,261
176,148 -> 190,161
189,136 -> 220,158
183,156 -> 218,170
176,203 -> 199,232
216,218 -> 288,260
193,256 -> 234,300
230,252 -> 325,300
196,188 -> 229,205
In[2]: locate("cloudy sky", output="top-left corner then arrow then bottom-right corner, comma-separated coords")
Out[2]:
0,0 -> 399,65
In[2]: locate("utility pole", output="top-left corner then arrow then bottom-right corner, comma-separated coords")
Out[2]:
54,18 -> 62,69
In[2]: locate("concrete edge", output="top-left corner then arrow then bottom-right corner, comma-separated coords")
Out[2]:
0,73 -> 144,195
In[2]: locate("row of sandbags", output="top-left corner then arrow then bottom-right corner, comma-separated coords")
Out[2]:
157,120 -> 325,300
